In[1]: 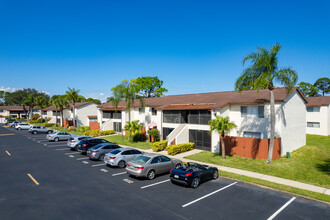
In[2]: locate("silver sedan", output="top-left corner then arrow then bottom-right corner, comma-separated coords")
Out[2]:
126,153 -> 182,180
104,148 -> 142,168
47,132 -> 72,142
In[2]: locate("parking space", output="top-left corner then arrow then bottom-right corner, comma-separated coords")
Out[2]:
1,125 -> 329,220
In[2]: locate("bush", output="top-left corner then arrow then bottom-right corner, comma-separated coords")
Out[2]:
152,140 -> 168,152
37,118 -> 47,123
28,120 -> 38,124
41,123 -> 58,127
78,126 -> 90,132
167,143 -> 195,155
68,126 -> 75,131
83,129 -> 115,137
147,129 -> 160,142
100,130 -> 115,136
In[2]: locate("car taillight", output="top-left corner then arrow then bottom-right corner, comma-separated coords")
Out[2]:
109,156 -> 116,159
48,135 -> 51,137
83,144 -> 88,147
70,140 -> 74,143
135,166 -> 144,170
170,168 -> 173,173
184,172 -> 193,177
91,150 -> 99,153
126,164 -> 129,166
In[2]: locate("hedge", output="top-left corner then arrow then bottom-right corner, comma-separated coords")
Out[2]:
41,123 -> 59,127
152,140 -> 168,152
167,142 -> 195,155
83,129 -> 115,137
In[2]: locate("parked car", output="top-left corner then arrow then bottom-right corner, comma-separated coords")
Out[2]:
67,136 -> 91,151
126,154 -> 182,180
29,126 -> 53,134
77,138 -> 109,154
15,123 -> 30,130
9,121 -> 20,127
170,162 -> 218,188
104,148 -> 142,168
47,132 -> 72,142
87,143 -> 121,160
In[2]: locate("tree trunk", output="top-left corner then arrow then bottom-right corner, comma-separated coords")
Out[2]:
61,110 -> 64,127
221,134 -> 226,159
73,103 -> 76,129
55,110 -> 58,127
267,89 -> 275,163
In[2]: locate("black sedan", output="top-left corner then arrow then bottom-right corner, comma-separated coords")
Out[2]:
170,162 -> 218,188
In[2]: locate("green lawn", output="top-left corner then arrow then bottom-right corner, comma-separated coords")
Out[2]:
102,135 -> 152,150
186,134 -> 330,188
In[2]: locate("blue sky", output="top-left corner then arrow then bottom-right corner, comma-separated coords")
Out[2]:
0,0 -> 329,101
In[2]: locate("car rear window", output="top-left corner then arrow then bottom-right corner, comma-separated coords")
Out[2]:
68,138 -> 74,141
110,149 -> 121,155
90,144 -> 103,150
133,156 -> 150,164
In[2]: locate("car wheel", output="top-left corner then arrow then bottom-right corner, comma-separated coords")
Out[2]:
118,160 -> 126,168
213,171 -> 219,179
99,154 -> 105,161
175,163 -> 181,169
147,170 -> 156,180
18,127 -> 21,130
54,137 -> 59,142
191,177 -> 200,188
33,131 -> 37,134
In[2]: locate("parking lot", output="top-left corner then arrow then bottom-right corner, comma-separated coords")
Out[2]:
1,125 -> 329,220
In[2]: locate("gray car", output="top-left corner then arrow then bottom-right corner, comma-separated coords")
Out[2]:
67,136 -> 91,150
87,143 -> 121,160
126,154 -> 182,180
47,132 -> 72,142
29,126 -> 53,134
104,148 -> 142,168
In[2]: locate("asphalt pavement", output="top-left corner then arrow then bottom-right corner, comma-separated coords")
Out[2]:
0,126 -> 329,220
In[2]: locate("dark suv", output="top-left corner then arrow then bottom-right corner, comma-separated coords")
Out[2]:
77,138 -> 109,154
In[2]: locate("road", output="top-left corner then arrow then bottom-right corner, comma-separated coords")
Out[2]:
0,125 -> 329,220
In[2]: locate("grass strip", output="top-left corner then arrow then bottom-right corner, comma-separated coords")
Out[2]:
102,135 -> 152,150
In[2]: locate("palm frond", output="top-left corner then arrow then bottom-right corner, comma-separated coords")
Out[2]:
275,67 -> 298,92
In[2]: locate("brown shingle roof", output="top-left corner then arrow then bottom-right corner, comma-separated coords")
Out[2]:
0,106 -> 39,111
42,102 -> 95,111
306,96 -> 330,107
99,87 -> 306,111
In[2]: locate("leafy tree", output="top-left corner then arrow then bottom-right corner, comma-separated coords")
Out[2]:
124,120 -> 143,142
86,97 -> 101,104
57,95 -> 70,127
235,43 -> 298,163
298,82 -> 319,97
66,87 -> 80,129
111,80 -> 145,122
133,76 -> 168,97
106,96 -> 114,102
50,95 -> 61,127
209,116 -> 237,159
314,77 -> 330,96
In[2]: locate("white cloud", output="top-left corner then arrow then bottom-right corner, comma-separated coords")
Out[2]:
0,86 -> 22,92
84,93 -> 108,103
99,93 -> 104,96
41,90 -> 50,95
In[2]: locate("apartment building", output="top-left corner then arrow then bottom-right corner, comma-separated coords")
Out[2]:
306,96 -> 330,136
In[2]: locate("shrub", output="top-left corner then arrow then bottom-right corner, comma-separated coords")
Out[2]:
41,123 -> 57,127
37,118 -> 47,123
28,120 -> 38,124
152,140 -> 168,152
32,114 -> 40,120
167,142 -> 195,155
147,129 -> 160,142
100,130 -> 115,136
78,126 -> 90,132
68,126 -> 75,131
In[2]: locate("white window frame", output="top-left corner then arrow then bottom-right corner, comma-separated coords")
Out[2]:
307,122 -> 320,128
243,131 -> 262,139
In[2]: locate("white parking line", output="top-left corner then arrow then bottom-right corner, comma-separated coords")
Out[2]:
55,148 -> 70,151
69,155 -> 75,158
76,157 -> 89,160
267,197 -> 296,220
82,161 -> 89,164
92,163 -> 106,167
65,152 -> 80,155
182,182 -> 237,208
141,179 -> 170,189
112,172 -> 127,176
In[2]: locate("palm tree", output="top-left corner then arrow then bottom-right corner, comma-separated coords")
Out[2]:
57,95 -> 69,127
66,87 -> 80,129
49,96 -> 60,127
124,120 -> 143,142
209,116 -> 237,159
112,80 -> 145,122
235,43 -> 298,163
35,96 -> 48,123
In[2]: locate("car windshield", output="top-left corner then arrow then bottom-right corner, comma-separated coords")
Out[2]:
110,149 -> 121,155
133,156 -> 150,164
68,138 -> 74,141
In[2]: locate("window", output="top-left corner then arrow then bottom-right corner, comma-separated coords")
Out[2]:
243,131 -> 261,139
241,106 -> 264,118
139,108 -> 145,114
189,130 -> 211,151
103,111 -> 121,119
151,157 -> 161,164
121,150 -> 131,155
160,156 -> 171,162
42,111 -> 47,115
151,108 -> 157,116
0,110 -> 3,113
132,150 -> 141,154
162,127 -> 174,140
52,111 -> 57,116
307,122 -> 320,128
307,107 -> 320,112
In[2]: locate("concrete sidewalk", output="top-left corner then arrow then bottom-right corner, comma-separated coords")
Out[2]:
121,144 -> 330,196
